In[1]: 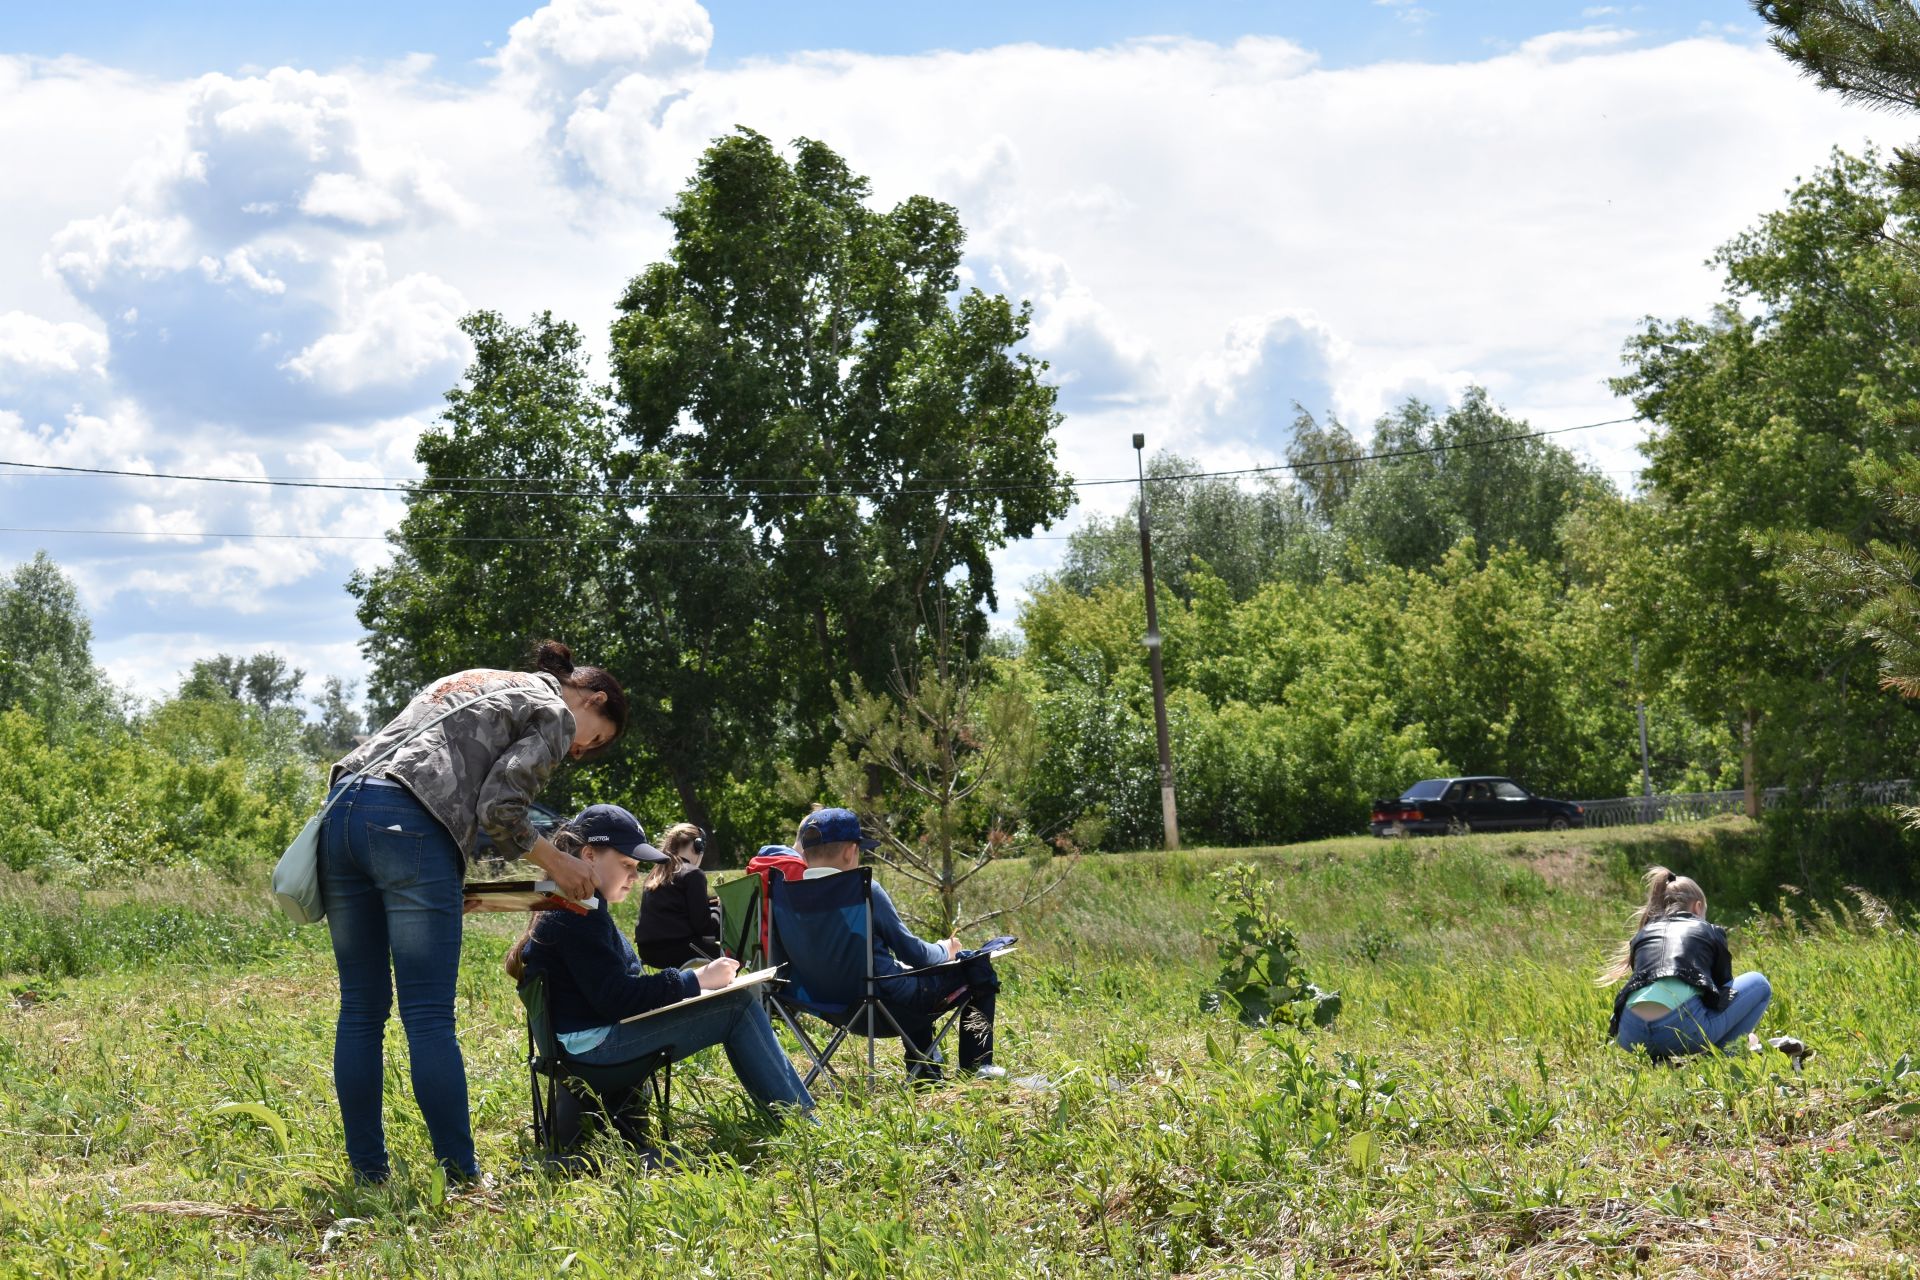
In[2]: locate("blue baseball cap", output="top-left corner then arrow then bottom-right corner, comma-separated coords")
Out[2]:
572,804 -> 667,862
797,807 -> 878,851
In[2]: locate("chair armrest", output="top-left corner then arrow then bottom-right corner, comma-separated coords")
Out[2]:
884,956 -> 972,980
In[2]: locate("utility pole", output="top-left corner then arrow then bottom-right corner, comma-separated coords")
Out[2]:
1633,638 -> 1653,822
1134,433 -> 1180,850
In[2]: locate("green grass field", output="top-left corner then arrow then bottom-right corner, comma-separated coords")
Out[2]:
5,823 -> 1920,1278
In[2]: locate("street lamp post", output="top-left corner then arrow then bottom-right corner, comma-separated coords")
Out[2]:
1134,433 -> 1180,851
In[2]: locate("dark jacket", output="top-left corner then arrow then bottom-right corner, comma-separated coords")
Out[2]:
633,865 -> 722,968
1607,910 -> 1734,1037
522,899 -> 699,1035
332,669 -> 572,861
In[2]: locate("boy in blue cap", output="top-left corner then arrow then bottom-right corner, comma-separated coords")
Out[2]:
797,807 -> 1006,1081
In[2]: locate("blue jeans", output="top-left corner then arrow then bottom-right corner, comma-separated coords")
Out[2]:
1616,971 -> 1773,1060
568,986 -> 813,1114
321,779 -> 475,1179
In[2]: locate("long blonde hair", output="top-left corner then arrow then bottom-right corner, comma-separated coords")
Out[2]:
1597,865 -> 1706,984
642,822 -> 705,893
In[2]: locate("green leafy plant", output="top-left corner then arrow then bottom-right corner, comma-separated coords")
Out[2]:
1199,862 -> 1341,1028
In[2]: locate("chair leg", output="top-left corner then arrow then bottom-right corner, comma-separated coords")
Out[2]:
771,1001 -> 832,1084
926,995 -> 972,1065
876,1000 -> 944,1081
809,1022 -> 855,1090
658,1062 -> 672,1146
540,1075 -> 561,1162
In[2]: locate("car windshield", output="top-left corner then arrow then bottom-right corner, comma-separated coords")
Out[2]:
1400,780 -> 1448,801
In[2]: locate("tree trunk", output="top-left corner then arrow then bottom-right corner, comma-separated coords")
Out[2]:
668,763 -> 717,864
813,601 -> 836,687
1741,708 -> 1760,821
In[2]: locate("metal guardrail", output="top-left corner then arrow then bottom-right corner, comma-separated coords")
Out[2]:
1574,780 -> 1917,829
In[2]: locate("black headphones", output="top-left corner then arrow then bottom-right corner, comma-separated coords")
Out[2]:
692,827 -> 706,857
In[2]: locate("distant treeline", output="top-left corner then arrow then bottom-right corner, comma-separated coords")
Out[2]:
10,139 -> 1920,869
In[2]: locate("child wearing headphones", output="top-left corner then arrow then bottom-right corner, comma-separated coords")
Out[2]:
633,821 -> 722,968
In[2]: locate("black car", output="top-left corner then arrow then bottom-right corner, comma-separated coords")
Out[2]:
1369,776 -> 1584,836
470,798 -> 567,867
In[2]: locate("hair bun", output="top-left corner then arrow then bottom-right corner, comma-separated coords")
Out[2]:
532,639 -> 576,677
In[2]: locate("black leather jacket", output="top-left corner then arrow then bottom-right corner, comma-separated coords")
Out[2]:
1607,910 -> 1733,1037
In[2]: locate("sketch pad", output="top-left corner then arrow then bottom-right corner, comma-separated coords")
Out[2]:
462,879 -> 599,914
620,966 -> 783,1023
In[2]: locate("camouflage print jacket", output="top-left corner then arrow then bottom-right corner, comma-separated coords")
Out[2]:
331,669 -> 575,862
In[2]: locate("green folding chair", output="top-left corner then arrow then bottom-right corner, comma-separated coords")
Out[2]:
518,971 -> 673,1168
712,873 -> 764,968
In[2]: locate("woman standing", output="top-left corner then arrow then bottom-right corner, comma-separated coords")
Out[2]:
632,822 -> 722,968
323,640 -> 625,1184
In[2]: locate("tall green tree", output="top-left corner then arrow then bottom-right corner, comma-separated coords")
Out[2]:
1284,405 -> 1366,524
350,310 -> 629,813
354,132 -> 1073,839
1608,152 -> 1920,811
180,652 -> 305,711
1330,387 -> 1611,574
352,310 -> 619,717
610,129 -> 1073,762
1052,452 -> 1330,602
0,551 -> 118,738
1758,2 -> 1920,203
306,675 -> 365,758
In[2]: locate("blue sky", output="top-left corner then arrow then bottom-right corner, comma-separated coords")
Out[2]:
8,3 -> 1757,76
0,0 -> 1897,707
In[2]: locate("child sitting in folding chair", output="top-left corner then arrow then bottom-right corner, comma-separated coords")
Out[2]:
504,805 -> 813,1134
632,822 -> 722,968
797,807 -> 1007,1082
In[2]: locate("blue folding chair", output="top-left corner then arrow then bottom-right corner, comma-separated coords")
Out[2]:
766,867 -> 976,1090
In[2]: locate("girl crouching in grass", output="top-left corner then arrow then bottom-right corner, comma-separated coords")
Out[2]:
1601,866 -> 1773,1061
504,805 -> 813,1118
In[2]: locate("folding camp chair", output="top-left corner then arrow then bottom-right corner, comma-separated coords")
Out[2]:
518,971 -> 672,1168
712,873 -> 763,968
765,868 -> 978,1090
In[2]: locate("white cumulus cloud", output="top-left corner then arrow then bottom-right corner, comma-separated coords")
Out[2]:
282,244 -> 469,394
0,312 -> 109,379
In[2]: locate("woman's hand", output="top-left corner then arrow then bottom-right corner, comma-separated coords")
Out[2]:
526,836 -> 596,900
942,937 -> 963,961
695,957 -> 741,991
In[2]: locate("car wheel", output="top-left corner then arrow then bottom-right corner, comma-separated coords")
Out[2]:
1548,817 -> 1569,832
1447,818 -> 1470,837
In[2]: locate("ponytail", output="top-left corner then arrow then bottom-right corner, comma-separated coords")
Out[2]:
1597,865 -> 1706,984
532,639 -> 577,678
529,638 -> 628,741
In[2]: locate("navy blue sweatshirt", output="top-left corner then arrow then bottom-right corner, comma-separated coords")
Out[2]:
522,900 -> 700,1034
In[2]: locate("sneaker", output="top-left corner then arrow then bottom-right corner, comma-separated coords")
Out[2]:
969,1065 -> 1009,1081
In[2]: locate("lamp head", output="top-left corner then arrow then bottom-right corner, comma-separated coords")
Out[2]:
1132,433 -> 1145,450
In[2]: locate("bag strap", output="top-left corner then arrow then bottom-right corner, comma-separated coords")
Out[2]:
318,679 -> 546,820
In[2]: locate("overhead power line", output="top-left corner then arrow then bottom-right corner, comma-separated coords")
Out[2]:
0,414 -> 1645,545
0,525 -> 1078,545
0,415 -> 1644,502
